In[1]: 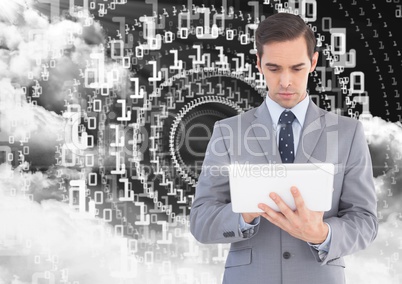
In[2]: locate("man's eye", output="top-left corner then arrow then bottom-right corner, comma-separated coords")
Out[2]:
268,69 -> 278,72
293,68 -> 302,71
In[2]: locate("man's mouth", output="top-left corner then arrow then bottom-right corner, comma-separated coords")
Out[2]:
278,93 -> 295,97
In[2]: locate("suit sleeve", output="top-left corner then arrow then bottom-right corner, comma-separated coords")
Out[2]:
317,120 -> 378,265
190,121 -> 260,244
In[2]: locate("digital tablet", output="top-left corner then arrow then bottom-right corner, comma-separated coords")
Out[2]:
229,163 -> 334,213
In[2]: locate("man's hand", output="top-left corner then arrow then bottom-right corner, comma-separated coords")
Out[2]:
258,186 -> 329,244
242,212 -> 263,224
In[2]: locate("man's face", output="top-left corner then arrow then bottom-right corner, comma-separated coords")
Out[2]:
256,36 -> 319,109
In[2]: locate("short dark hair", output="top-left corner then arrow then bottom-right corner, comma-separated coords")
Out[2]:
255,13 -> 316,61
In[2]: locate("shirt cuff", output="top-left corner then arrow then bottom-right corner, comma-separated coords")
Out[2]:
308,222 -> 332,252
239,215 -> 260,232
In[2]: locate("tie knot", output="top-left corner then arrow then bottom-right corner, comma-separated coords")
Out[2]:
279,110 -> 296,125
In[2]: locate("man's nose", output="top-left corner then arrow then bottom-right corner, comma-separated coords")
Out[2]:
280,72 -> 291,88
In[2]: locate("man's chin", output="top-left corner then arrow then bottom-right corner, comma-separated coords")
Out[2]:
277,98 -> 297,109
278,94 -> 305,108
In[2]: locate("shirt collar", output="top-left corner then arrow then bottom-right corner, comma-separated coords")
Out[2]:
265,92 -> 310,127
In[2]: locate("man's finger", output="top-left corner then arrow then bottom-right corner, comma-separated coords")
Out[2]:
258,203 -> 286,224
269,192 -> 297,222
262,214 -> 288,232
290,186 -> 308,215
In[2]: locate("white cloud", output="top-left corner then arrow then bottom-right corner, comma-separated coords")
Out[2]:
340,116 -> 402,283
360,116 -> 402,157
0,163 -> 137,283
345,213 -> 402,284
0,163 -> 225,284
0,0 -> 33,24
0,78 -> 64,142
360,116 -> 402,218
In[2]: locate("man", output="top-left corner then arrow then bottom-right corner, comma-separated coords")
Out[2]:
190,12 -> 378,284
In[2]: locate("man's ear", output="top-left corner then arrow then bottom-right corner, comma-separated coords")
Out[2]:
256,54 -> 262,74
310,51 -> 319,72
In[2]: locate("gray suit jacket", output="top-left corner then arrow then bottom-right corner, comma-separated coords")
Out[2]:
190,100 -> 378,284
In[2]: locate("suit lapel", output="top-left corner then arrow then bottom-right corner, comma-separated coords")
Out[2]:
250,102 -> 282,164
294,101 -> 326,163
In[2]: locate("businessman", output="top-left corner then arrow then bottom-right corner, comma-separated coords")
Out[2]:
190,13 -> 378,284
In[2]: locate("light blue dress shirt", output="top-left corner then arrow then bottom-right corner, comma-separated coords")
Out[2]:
265,91 -> 309,156
239,93 -> 332,259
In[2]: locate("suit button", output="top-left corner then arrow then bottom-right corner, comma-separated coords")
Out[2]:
223,232 -> 228,237
283,252 -> 291,259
